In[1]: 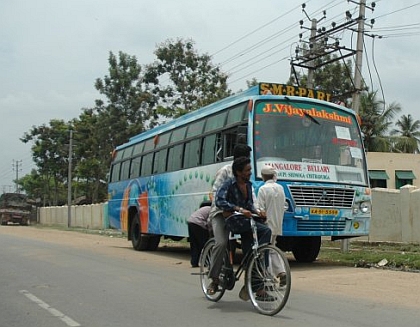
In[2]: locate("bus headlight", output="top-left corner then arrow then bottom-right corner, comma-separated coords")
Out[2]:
359,201 -> 371,214
353,201 -> 371,214
284,199 -> 291,212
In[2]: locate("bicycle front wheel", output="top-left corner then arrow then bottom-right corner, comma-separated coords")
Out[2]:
199,239 -> 226,302
245,244 -> 291,316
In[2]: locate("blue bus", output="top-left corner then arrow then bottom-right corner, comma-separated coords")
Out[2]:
108,82 -> 371,262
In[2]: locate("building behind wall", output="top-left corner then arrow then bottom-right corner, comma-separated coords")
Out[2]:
366,152 -> 419,189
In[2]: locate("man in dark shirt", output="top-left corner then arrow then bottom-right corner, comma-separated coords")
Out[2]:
207,145 -> 252,292
215,157 -> 271,256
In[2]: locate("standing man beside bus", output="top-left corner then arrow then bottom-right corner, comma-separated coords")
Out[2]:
187,202 -> 212,268
257,165 -> 287,285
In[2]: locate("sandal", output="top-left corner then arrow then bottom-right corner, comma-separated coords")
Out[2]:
207,278 -> 219,295
278,272 -> 287,287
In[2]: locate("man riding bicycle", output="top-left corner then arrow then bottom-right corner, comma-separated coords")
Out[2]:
207,157 -> 272,300
206,145 -> 252,295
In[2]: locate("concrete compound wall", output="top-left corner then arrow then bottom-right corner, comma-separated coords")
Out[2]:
39,202 -> 108,230
370,185 -> 420,243
38,186 -> 420,243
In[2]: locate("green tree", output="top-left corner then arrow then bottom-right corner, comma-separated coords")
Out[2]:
16,169 -> 43,202
20,120 -> 71,205
87,51 -> 160,202
71,110 -> 109,203
358,91 -> 401,152
390,114 -> 420,153
95,51 -> 157,147
144,38 -> 231,117
246,78 -> 259,88
19,43 -> 233,204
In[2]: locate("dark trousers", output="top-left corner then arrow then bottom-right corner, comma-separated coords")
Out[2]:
240,221 -> 272,256
188,222 -> 210,267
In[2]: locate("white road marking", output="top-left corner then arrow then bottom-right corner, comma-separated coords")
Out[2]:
19,290 -> 81,327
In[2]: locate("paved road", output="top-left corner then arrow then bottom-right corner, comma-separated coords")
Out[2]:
1,226 -> 419,327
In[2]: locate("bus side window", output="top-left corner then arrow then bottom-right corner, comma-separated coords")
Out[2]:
110,162 -> 121,183
130,156 -> 142,178
215,133 -> 223,162
202,134 -> 217,165
222,129 -> 237,160
120,160 -> 131,180
167,144 -> 184,171
154,149 -> 168,174
184,139 -> 201,168
237,125 -> 247,144
141,153 -> 154,176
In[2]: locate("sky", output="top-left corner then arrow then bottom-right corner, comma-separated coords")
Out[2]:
1,0 -> 419,192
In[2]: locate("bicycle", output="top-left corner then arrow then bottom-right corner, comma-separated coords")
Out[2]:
199,214 -> 291,316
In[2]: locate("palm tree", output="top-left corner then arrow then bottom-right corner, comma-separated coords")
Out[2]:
390,114 -> 420,153
358,91 -> 401,152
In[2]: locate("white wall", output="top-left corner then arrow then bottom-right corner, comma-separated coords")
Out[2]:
369,185 -> 420,243
38,187 -> 420,243
39,203 -> 106,230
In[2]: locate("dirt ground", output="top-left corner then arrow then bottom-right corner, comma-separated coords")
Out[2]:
2,226 -> 420,309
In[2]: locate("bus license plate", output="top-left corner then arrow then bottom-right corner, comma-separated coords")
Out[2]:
310,208 -> 339,215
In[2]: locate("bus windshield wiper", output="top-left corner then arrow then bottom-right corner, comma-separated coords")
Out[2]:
284,96 -> 320,126
304,112 -> 320,125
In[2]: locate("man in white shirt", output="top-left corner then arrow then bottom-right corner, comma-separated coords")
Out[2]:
257,165 -> 286,284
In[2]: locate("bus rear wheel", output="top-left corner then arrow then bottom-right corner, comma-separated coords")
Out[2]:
131,214 -> 149,251
292,236 -> 321,263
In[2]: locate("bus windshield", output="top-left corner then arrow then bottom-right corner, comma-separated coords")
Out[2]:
254,100 -> 367,185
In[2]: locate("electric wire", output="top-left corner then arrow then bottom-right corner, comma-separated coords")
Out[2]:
215,0 -> 349,84
371,36 -> 387,115
363,38 -> 374,92
3,1 -> 420,191
373,2 -> 420,20
229,55 -> 290,85
227,35 -> 296,75
219,0 -> 419,90
211,2 -> 303,58
222,0 -> 364,87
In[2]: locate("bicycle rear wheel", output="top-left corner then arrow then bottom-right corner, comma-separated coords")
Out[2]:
199,239 -> 226,302
245,244 -> 291,316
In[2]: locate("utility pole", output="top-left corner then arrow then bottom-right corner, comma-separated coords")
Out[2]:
292,1 -> 376,252
67,130 -> 73,228
307,18 -> 317,89
291,1 -> 375,105
12,160 -> 22,193
296,4 -> 326,89
351,0 -> 367,114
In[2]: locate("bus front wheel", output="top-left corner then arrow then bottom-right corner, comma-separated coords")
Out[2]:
131,214 -> 149,251
292,236 -> 321,263
147,235 -> 161,251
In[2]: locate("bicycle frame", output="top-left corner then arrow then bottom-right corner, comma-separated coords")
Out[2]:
222,217 -> 261,287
